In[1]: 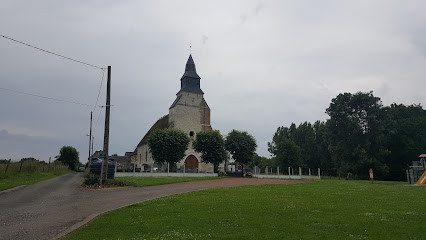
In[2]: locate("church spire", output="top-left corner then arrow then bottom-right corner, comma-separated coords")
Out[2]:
180,54 -> 203,94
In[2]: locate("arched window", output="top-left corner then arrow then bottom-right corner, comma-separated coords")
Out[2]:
189,131 -> 194,137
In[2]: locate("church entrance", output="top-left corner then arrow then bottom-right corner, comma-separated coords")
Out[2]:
185,155 -> 198,171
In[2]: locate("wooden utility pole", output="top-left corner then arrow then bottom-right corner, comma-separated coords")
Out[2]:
88,111 -> 93,166
102,66 -> 111,183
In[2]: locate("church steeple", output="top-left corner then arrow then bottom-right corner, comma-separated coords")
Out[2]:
180,54 -> 203,94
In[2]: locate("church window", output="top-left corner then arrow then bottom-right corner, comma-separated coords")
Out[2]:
145,151 -> 148,162
189,131 -> 194,137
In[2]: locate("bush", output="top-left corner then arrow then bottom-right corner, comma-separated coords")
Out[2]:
84,173 -> 100,185
218,171 -> 227,177
83,174 -> 136,187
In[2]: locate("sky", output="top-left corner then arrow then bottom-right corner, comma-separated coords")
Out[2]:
1,0 -> 426,163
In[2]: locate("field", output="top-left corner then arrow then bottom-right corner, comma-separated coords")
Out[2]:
66,180 -> 425,240
0,160 -> 71,191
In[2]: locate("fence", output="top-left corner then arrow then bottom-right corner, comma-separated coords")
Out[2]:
252,166 -> 321,180
114,162 -> 218,177
0,159 -> 68,177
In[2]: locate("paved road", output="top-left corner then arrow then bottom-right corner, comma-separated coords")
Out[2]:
0,173 -> 309,240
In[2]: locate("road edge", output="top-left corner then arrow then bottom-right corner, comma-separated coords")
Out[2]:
0,185 -> 27,195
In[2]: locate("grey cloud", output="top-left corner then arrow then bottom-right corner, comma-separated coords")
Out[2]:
2,1 -> 426,160
255,3 -> 264,15
201,35 -> 208,44
240,14 -> 248,25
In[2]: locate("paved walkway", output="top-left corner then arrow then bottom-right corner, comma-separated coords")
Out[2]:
0,173 -> 310,240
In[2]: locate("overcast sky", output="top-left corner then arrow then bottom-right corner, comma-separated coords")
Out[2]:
1,0 -> 426,162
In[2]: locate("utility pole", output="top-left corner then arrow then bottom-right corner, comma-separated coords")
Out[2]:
91,136 -> 94,159
102,66 -> 111,183
88,111 -> 93,166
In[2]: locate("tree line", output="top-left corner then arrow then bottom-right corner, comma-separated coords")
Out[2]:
268,91 -> 426,181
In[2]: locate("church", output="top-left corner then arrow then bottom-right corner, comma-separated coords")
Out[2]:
133,55 -> 214,173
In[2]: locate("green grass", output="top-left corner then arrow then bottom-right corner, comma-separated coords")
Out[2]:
66,180 -> 425,240
0,170 -> 72,191
113,176 -> 224,187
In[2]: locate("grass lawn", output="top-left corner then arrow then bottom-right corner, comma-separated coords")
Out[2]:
66,180 -> 425,240
113,176 -> 224,187
0,170 -> 72,191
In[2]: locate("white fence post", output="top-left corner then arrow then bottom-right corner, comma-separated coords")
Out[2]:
309,168 -> 311,176
318,168 -> 321,179
133,163 -> 136,177
151,163 -> 153,177
299,167 -> 302,176
266,166 -> 268,175
167,162 -> 170,176
288,167 -> 291,176
277,166 -> 279,175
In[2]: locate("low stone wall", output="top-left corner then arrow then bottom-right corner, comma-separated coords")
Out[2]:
115,172 -> 218,178
253,174 -> 320,180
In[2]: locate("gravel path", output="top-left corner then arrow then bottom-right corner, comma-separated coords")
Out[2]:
0,173 -> 311,240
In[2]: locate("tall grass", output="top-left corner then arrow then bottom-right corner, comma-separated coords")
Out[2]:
0,160 -> 71,191
0,160 -> 68,177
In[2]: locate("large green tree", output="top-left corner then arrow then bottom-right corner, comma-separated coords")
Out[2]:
382,103 -> 426,180
193,130 -> 227,173
326,91 -> 389,178
148,129 -> 190,170
56,146 -> 80,171
225,130 -> 257,170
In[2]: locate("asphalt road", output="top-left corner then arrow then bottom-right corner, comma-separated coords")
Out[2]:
0,173 -> 309,240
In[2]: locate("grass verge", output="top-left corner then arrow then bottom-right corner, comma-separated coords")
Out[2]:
113,176 -> 224,187
66,180 -> 425,240
0,170 -> 72,191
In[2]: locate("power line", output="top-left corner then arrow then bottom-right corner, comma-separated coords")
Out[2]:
1,34 -> 106,70
0,87 -> 93,107
93,69 -> 106,112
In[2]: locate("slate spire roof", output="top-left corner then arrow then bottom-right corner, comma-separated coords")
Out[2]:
180,54 -> 203,94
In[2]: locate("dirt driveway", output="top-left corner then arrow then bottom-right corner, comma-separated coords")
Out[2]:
0,173 -> 311,240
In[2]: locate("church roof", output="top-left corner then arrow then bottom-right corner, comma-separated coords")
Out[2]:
136,115 -> 169,148
180,54 -> 204,94
181,54 -> 200,79
169,94 -> 182,109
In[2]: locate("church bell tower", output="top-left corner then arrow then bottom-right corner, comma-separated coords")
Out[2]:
168,54 -> 211,133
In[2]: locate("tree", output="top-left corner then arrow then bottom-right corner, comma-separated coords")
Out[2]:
225,130 -> 257,171
20,157 -> 38,162
56,146 -> 80,171
193,130 -> 227,173
381,103 -> 426,180
325,91 -> 389,178
148,129 -> 190,170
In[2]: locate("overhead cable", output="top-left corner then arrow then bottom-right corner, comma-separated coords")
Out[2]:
0,87 -> 93,107
1,34 -> 106,70
93,69 -> 106,112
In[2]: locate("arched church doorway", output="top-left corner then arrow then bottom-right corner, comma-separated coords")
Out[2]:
185,155 -> 198,171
